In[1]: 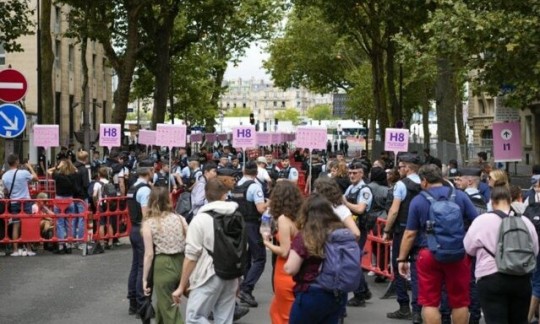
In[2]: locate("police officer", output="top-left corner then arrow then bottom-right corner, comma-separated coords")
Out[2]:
277,154 -> 299,184
126,159 -> 153,316
231,161 -> 269,308
343,162 -> 373,307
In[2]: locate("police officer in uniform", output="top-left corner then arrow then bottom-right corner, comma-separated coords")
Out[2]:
277,154 -> 299,184
126,159 -> 153,316
343,162 -> 373,307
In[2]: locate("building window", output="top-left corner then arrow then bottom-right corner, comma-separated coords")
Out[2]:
69,95 -> 74,140
233,103 -> 237,108
273,101 -> 277,108
92,54 -> 97,78
525,115 -> 532,146
68,45 -> 74,71
281,101 -> 285,108
242,103 -> 246,108
55,92 -> 61,125
54,6 -> 61,34
103,101 -> 107,123
55,40 -> 61,69
0,43 -> 5,65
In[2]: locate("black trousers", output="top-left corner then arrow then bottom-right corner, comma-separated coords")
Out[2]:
477,272 -> 531,324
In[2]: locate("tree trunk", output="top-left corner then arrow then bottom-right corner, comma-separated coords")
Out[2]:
109,5 -> 144,133
206,64 -> 227,133
371,47 -> 388,141
40,0 -> 54,125
455,96 -> 467,161
149,3 -> 178,128
385,33 -> 401,123
435,58 -> 457,161
422,86 -> 431,147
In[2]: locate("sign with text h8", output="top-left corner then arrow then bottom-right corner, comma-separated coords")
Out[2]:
33,125 -> 59,148
295,127 -> 327,150
493,122 -> 522,162
138,130 -> 156,146
156,124 -> 187,148
99,124 -> 121,149
384,128 -> 409,153
233,126 -> 256,148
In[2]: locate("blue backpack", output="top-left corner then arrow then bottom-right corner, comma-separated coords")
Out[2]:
421,187 -> 466,263
314,228 -> 361,293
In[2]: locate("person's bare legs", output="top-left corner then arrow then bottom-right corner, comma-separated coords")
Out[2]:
422,306 -> 441,324
529,296 -> 540,322
12,222 -> 20,252
451,307 -> 469,324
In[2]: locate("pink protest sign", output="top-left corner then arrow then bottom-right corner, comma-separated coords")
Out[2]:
155,124 -> 187,148
190,133 -> 203,143
257,132 -> 272,146
99,124 -> 121,149
384,128 -> 409,152
217,134 -> 228,141
272,132 -> 283,144
138,130 -> 156,146
233,126 -> 257,148
493,122 -> 522,162
205,133 -> 217,143
295,127 -> 327,150
33,125 -> 59,148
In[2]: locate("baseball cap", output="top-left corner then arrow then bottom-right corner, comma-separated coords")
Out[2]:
256,156 -> 267,165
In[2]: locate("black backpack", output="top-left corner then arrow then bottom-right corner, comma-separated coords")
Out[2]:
467,192 -> 488,216
154,172 -> 170,188
99,181 -> 118,212
206,209 -> 247,279
524,193 -> 540,240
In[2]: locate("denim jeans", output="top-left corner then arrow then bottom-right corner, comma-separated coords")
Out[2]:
240,221 -> 267,294
127,224 -> 145,307
290,286 -> 346,324
54,196 -> 75,240
71,200 -> 86,240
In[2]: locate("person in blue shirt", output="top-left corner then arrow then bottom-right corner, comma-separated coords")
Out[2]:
398,164 -> 478,324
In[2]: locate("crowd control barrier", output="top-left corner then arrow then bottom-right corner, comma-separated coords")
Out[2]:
0,198 -> 88,245
361,218 -> 393,280
90,196 -> 131,243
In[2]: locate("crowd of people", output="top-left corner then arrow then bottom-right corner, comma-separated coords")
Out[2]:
2,140 -> 540,324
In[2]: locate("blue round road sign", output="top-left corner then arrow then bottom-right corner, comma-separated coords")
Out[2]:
0,104 -> 27,139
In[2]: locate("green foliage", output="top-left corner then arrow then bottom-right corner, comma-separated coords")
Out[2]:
274,108 -> 300,125
306,104 -> 333,121
225,107 -> 252,117
0,0 -> 34,52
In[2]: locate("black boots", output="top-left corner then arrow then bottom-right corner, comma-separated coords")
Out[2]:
386,304 -> 412,320
128,298 -> 137,315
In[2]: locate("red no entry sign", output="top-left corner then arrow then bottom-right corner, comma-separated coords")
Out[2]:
0,69 -> 28,103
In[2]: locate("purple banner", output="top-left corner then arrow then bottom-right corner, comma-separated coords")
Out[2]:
493,122 -> 522,162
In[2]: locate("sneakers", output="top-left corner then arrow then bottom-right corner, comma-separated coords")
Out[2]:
233,304 -> 250,321
387,305 -> 412,320
367,271 -> 376,276
239,291 -> 258,308
11,249 -> 24,257
24,248 -> 36,257
412,311 -> 422,324
346,297 -> 366,307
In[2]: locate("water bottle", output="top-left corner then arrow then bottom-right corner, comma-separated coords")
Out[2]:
260,209 -> 272,239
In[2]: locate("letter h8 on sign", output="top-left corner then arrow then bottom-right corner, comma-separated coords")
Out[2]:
99,124 -> 121,149
233,126 -> 256,149
384,128 -> 409,153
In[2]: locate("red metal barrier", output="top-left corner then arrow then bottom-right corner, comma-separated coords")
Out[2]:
91,196 -> 130,242
0,198 -> 88,245
361,218 -> 393,279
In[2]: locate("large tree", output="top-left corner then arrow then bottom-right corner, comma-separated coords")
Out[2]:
0,0 -> 34,52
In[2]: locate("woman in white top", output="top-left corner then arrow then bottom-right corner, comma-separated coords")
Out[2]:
142,187 -> 188,324
313,177 -> 360,240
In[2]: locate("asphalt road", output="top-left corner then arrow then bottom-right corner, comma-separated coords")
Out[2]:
0,239 -> 478,324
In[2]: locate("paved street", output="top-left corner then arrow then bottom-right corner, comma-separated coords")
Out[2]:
0,239 -> 480,324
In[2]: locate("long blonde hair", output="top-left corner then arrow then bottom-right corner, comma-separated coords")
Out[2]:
296,193 -> 344,258
58,159 -> 77,175
144,187 -> 173,221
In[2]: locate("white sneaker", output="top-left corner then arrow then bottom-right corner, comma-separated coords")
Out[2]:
367,271 -> 376,276
78,243 -> 87,251
11,249 -> 24,257
21,249 -> 28,256
25,250 -> 36,256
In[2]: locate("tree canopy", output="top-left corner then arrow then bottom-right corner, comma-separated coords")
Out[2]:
0,0 -> 34,52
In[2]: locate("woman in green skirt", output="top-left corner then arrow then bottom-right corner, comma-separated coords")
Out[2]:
142,186 -> 188,323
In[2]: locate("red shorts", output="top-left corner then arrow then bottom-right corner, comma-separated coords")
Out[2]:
416,248 -> 471,308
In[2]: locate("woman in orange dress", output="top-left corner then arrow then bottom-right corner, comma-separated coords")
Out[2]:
263,181 -> 304,324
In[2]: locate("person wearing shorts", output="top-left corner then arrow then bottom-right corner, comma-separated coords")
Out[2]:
397,164 -> 478,324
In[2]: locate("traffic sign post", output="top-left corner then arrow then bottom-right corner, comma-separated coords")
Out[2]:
0,69 -> 28,103
0,104 -> 27,139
